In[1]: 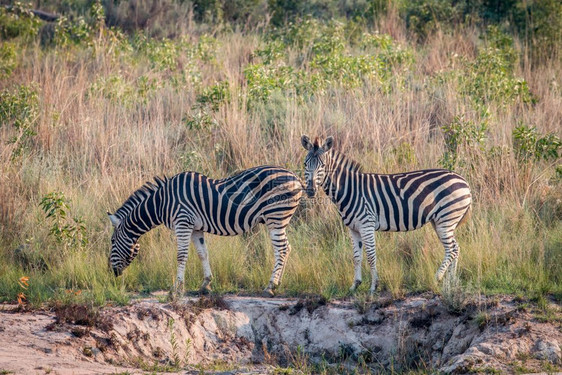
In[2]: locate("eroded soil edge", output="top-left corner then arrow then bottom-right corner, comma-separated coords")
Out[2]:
0,294 -> 560,374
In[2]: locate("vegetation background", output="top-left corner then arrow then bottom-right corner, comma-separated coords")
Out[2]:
0,0 -> 560,308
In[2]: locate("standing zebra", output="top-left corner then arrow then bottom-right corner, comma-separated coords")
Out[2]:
301,135 -> 472,295
107,166 -> 303,296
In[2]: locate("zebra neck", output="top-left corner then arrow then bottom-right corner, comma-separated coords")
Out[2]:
321,151 -> 361,205
124,189 -> 165,235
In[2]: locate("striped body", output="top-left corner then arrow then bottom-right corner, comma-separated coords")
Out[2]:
301,136 -> 472,294
327,166 -> 471,233
108,166 -> 303,295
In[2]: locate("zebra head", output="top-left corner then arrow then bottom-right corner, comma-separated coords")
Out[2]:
301,135 -> 333,198
107,212 -> 140,277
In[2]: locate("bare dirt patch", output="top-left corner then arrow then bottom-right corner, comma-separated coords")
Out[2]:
0,294 -> 560,374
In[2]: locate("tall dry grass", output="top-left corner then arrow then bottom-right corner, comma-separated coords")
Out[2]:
0,6 -> 560,306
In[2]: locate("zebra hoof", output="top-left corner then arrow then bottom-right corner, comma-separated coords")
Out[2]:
262,289 -> 275,298
199,284 -> 212,295
349,280 -> 362,293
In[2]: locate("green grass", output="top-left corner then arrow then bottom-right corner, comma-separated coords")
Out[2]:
0,1 -> 560,308
2,203 -> 560,306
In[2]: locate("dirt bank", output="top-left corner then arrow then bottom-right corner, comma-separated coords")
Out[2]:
0,293 -> 560,374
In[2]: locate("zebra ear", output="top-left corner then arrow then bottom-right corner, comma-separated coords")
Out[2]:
301,135 -> 313,150
323,136 -> 334,151
108,213 -> 120,227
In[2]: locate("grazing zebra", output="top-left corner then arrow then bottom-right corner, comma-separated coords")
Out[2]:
301,135 -> 472,295
107,166 -> 303,296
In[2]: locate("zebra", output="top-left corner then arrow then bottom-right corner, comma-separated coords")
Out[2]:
107,166 -> 303,296
301,135 -> 472,295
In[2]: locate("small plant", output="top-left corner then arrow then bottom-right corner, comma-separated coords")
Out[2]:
54,16 -> 91,47
475,311 -> 490,329
439,115 -> 488,170
183,338 -> 192,366
0,84 -> 39,158
253,40 -> 286,65
196,81 -> 231,111
441,276 -> 468,314
39,192 -> 88,251
392,142 -> 417,165
89,0 -> 105,40
0,3 -> 40,41
167,318 -> 181,368
0,42 -> 17,79
195,34 -> 218,63
403,0 -> 462,40
456,28 -> 534,106
513,125 -> 562,162
183,106 -> 217,131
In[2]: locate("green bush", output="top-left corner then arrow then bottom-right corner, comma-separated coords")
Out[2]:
54,16 -> 91,47
0,85 -> 39,158
183,107 -> 217,131
451,27 -> 535,107
513,125 -> 562,162
250,28 -> 414,101
40,192 -> 88,251
244,63 -> 296,102
0,42 -> 18,79
197,81 -> 231,111
518,0 -> 562,61
0,2 -> 41,41
440,116 -> 488,170
191,0 -> 263,24
402,0 -> 463,39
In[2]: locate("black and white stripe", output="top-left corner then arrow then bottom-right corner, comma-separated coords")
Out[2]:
108,166 -> 303,295
301,136 -> 472,294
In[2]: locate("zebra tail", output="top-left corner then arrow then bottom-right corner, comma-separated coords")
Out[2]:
457,206 -> 471,227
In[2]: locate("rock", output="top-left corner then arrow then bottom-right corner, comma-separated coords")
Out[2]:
533,339 -> 561,364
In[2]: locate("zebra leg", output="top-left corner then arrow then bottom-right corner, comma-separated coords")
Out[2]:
446,251 -> 459,284
349,229 -> 363,292
360,227 -> 378,295
174,222 -> 194,296
264,226 -> 290,297
433,223 -> 460,282
191,231 -> 213,294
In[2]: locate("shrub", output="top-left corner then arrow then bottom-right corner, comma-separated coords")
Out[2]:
250,28 -> 413,101
183,107 -> 217,131
440,116 -> 488,170
513,125 -> 562,162
0,2 -> 41,41
54,16 -> 91,47
244,63 -> 296,102
134,36 -> 181,71
196,81 -> 231,111
452,27 -> 535,107
0,85 -> 39,158
402,0 -> 462,40
0,42 -> 18,79
191,0 -> 264,24
268,0 -> 336,26
253,40 -> 286,65
39,192 -> 88,251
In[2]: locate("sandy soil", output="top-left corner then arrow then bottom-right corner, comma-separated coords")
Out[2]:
0,294 -> 560,374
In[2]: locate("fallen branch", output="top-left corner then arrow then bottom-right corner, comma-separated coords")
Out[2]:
2,5 -> 60,22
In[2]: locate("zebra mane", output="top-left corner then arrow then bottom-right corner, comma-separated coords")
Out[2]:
330,149 -> 363,173
114,176 -> 168,219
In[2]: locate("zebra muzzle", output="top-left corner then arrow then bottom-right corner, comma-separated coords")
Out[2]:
112,266 -> 123,277
305,187 -> 316,198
